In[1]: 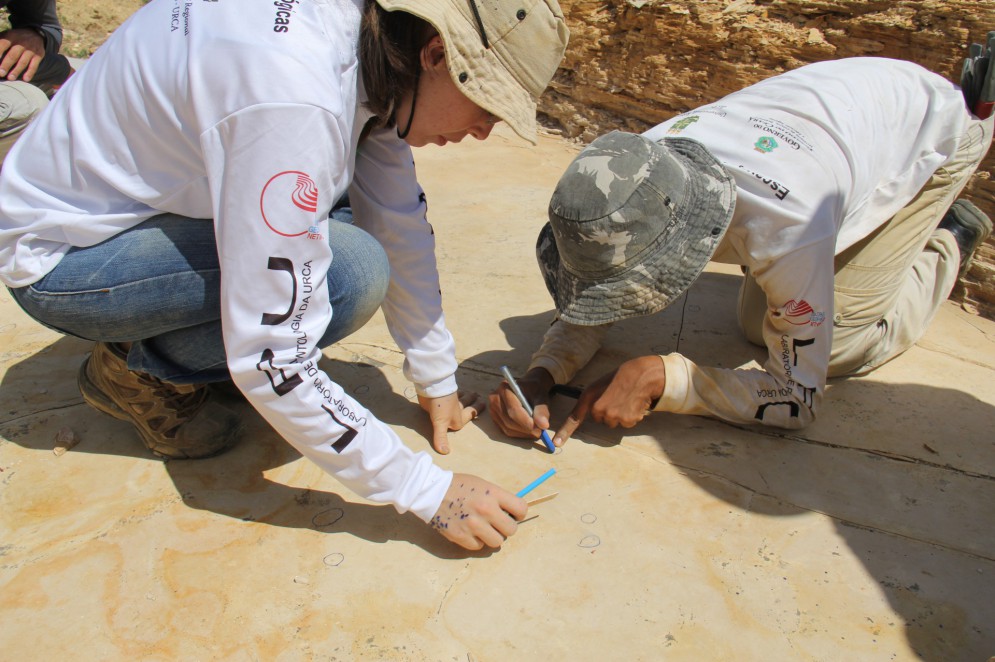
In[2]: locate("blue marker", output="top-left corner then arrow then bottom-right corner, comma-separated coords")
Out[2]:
500,365 -> 556,453
516,468 -> 557,498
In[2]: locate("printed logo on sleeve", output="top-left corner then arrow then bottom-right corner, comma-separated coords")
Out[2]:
771,299 -> 825,326
259,171 -> 323,239
749,116 -> 814,152
667,115 -> 700,135
754,136 -> 778,154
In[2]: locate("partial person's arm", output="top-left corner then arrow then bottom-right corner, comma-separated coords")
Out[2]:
203,104 -> 462,527
655,239 -> 834,429
348,127 -> 457,398
552,238 -> 833,443
349,126 -> 484,454
4,0 -> 62,56
336,121 -> 520,546
528,317 -> 612,386
0,0 -> 61,81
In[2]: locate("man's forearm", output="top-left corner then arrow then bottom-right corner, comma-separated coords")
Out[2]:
527,317 -> 611,385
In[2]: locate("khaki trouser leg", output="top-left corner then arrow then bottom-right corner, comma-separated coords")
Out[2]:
829,114 -> 993,376
0,81 -> 49,165
737,113 -> 994,373
737,265 -> 767,348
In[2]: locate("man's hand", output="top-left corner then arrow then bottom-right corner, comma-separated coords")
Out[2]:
554,355 -> 666,445
0,28 -> 46,82
488,367 -> 555,441
418,391 -> 485,455
429,473 -> 527,550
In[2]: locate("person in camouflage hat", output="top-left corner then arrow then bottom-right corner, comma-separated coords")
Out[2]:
536,131 -> 736,325
489,57 -> 994,443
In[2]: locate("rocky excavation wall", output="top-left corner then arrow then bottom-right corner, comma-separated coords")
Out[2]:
539,0 -> 995,318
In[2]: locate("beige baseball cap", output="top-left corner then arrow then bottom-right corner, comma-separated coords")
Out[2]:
377,0 -> 569,144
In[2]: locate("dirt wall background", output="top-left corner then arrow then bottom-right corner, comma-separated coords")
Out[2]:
539,0 -> 995,319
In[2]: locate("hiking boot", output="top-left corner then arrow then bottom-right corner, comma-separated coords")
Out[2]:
938,199 -> 993,278
78,342 -> 243,459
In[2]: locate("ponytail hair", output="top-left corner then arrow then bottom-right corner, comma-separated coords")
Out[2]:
360,0 -> 436,129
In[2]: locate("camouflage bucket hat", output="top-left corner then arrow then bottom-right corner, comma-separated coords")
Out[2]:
537,131 -> 737,326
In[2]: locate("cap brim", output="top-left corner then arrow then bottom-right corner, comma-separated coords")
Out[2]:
377,0 -> 540,144
449,45 -> 539,144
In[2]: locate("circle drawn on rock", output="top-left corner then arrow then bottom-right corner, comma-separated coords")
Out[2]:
578,535 -> 601,548
312,507 -> 344,528
260,170 -> 318,237
354,385 -> 370,395
580,513 -> 597,524
323,553 -> 345,567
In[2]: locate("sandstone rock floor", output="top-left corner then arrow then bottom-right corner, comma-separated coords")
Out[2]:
1,127 -> 993,661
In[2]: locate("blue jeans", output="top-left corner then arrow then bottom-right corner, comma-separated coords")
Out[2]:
9,213 -> 389,384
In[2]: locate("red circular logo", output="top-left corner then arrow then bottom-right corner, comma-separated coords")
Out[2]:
779,299 -> 814,325
259,171 -> 319,237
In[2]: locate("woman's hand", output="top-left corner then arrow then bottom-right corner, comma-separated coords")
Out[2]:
429,473 -> 526,550
418,391 -> 486,454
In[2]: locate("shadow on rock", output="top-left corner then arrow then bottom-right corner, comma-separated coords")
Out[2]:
647,386 -> 995,661
469,267 -> 995,659
0,339 -> 489,559
462,271 -> 763,450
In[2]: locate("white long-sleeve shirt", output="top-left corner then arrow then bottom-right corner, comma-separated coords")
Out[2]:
530,58 -> 970,429
0,0 -> 456,520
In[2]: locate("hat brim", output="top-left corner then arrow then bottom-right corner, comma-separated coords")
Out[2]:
537,138 -> 737,326
378,0 -> 540,144
447,36 -> 539,144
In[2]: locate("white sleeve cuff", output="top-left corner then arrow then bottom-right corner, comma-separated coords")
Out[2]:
414,373 -> 458,399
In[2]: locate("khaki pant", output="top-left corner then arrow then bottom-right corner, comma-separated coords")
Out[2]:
0,81 -> 50,165
738,112 -> 995,377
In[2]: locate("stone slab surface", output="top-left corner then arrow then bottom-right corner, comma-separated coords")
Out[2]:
1,126 -> 993,660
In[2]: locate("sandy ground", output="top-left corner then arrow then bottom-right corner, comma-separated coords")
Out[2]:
1,125 -> 994,661
55,0 -> 142,59
0,0 -> 140,59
